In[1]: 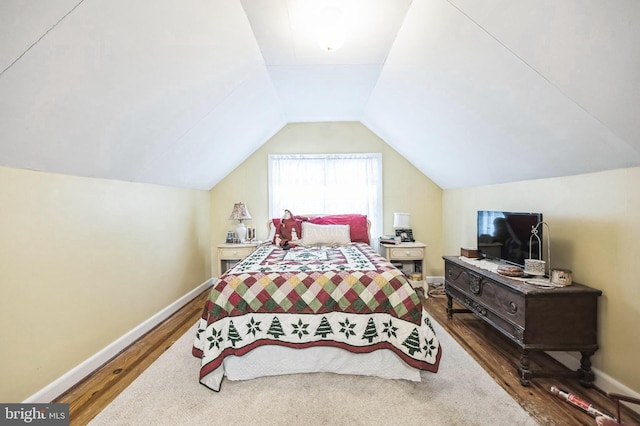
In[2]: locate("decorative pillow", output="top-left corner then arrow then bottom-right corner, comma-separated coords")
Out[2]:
309,214 -> 370,244
301,222 -> 351,246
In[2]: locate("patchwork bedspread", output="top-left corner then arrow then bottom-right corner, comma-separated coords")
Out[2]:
192,242 -> 441,391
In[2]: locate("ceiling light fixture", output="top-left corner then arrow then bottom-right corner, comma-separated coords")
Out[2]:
316,6 -> 345,52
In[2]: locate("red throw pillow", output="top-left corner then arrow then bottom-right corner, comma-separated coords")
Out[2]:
309,214 -> 370,244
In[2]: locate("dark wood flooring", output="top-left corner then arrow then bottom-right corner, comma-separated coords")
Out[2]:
423,286 -> 640,426
54,286 -> 640,426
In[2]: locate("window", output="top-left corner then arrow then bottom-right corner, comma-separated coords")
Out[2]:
478,211 -> 505,236
268,153 -> 382,245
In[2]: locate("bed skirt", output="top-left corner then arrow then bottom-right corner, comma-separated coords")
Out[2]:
222,345 -> 422,382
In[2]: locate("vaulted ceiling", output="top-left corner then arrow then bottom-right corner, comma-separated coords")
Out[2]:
1,0 -> 639,190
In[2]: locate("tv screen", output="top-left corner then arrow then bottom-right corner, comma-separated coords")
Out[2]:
477,210 -> 543,268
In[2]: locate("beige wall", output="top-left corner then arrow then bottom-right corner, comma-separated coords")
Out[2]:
0,166 -> 211,402
442,167 -> 640,393
6,121 -> 636,401
210,122 -> 443,277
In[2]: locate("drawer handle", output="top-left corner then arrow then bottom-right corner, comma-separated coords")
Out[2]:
405,251 -> 411,256
514,327 -> 524,343
469,274 -> 481,294
232,250 -> 238,255
464,296 -> 487,316
509,301 -> 517,313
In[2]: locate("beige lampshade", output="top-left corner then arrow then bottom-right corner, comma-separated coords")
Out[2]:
393,212 -> 411,229
229,203 -> 252,221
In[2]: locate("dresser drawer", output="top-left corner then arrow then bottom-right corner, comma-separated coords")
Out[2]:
389,247 -> 424,260
446,261 -> 525,328
219,247 -> 254,259
445,283 -> 525,343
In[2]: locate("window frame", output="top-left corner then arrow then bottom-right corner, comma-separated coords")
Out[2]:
268,153 -> 383,246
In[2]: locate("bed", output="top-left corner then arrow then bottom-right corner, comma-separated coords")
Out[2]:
192,214 -> 442,391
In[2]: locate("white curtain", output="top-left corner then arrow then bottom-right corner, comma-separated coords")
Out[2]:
268,153 -> 383,246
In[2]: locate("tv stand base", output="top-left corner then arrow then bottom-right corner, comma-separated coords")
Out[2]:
515,350 -> 595,387
443,256 -> 601,387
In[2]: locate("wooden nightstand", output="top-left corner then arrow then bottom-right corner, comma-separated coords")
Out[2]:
217,243 -> 258,276
379,241 -> 427,292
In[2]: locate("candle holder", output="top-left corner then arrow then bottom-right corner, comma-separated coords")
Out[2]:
524,221 -> 573,287
524,221 -> 551,280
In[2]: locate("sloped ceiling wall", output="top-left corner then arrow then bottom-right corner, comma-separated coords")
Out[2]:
363,0 -> 640,187
1,0 -> 639,190
0,0 -> 285,189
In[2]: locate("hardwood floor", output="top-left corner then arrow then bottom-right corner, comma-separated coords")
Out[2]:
54,286 -> 640,426
53,290 -> 210,426
424,289 -> 640,425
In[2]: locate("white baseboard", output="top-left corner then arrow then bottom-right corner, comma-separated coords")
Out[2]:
25,276 -> 640,418
426,275 -> 444,285
23,278 -> 214,403
547,351 -> 640,416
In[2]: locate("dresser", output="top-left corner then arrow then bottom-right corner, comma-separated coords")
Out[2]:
443,256 -> 602,387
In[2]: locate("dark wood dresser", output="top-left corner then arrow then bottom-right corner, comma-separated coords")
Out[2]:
443,256 -> 602,386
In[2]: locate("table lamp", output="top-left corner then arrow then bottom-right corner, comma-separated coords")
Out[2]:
393,212 -> 411,229
230,202 -> 252,243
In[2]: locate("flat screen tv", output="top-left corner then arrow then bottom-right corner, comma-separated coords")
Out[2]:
477,210 -> 543,268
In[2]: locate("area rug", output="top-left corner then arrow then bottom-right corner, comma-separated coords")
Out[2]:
89,319 -> 538,425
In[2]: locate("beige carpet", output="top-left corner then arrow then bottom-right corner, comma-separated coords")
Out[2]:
89,319 -> 538,426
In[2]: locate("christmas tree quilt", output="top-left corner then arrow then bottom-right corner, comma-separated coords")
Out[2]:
192,242 -> 442,391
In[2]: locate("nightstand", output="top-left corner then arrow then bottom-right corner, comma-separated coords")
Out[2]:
217,242 -> 258,276
379,241 -> 427,292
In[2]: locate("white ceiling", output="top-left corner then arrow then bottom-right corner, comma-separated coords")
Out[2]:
1,0 -> 639,190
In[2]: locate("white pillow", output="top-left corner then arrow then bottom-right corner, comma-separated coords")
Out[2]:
301,222 -> 351,246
